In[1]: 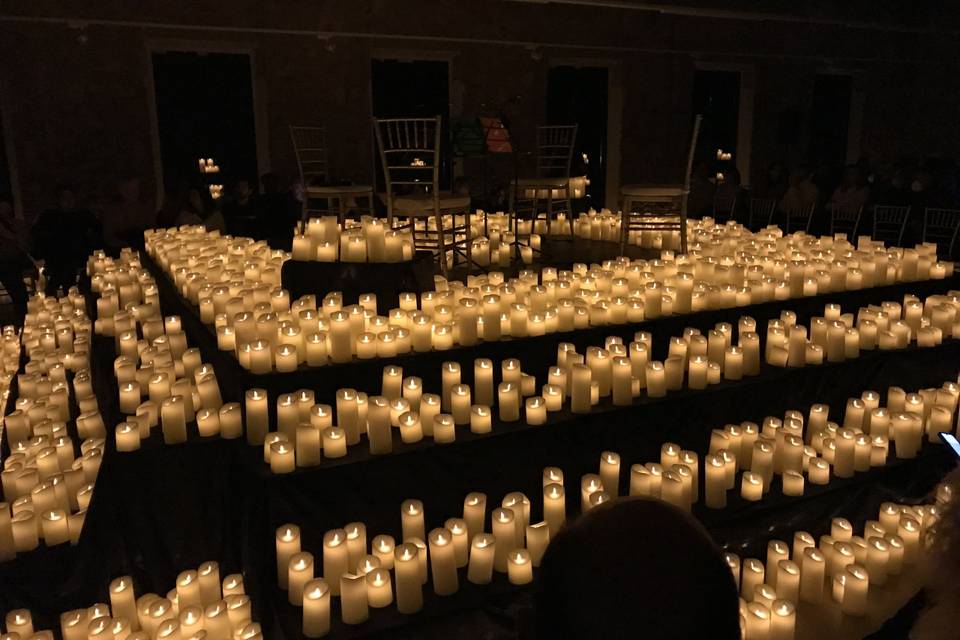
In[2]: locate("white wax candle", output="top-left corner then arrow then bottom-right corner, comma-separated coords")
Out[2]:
340,572 -> 369,624
507,549 -> 533,585
428,528 -> 459,595
394,543 -> 423,614
302,579 -> 330,638
467,533 -> 496,585
323,529 -> 349,596
288,551 -> 314,605
276,524 -> 300,589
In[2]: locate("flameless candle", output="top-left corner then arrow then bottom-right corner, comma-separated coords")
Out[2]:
372,535 -> 395,570
467,533 -> 496,585
492,508 -> 516,572
646,361 -> 666,397
288,552 -> 315,605
398,411 -> 423,443
401,499 -> 425,541
302,578 -> 330,638
741,558 -> 765,599
394,543 -> 423,614
741,472 -> 763,501
704,454 -> 727,509
245,389 -> 268,445
469,404 -> 492,434
428,528 -> 458,595
323,529 -> 349,596
507,549 -> 533,585
276,524 -> 301,588
498,383 -> 520,421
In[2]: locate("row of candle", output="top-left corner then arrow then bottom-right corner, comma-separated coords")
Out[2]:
764,292 -> 960,367
140,223 -> 951,369
292,217 -> 415,263
732,493 -> 944,639
1,292 -> 105,561
0,560 -> 262,640
270,436 -> 938,639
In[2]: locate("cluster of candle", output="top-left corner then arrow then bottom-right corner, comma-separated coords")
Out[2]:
86,251 -> 237,451
732,493 -> 944,639
0,560 -> 261,639
1,292 -> 104,560
292,217 -> 415,263
277,490 -> 549,636
143,224 -> 953,370
0,325 -> 20,416
198,158 -> 219,174
765,292 -> 960,367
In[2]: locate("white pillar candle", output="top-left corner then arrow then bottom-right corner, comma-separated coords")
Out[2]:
367,396 -> 392,455
866,536 -> 889,586
401,499 -> 425,542
428,528 -> 459,595
398,411 -> 423,443
498,383 -> 520,421
741,472 -> 763,501
688,355 -> 708,390
450,385 -> 471,425
276,524 -> 300,588
288,551 -> 314,605
444,518 -> 470,568
394,543 -> 423,614
245,389 -> 268,445
323,529 -> 349,596
543,483 -> 566,537
800,546 -> 825,603
741,558 -> 765,599
470,405 -> 492,434
474,358 -> 495,405
463,492 -> 487,541
645,361 -> 666,397
840,564 -> 869,616
340,572 -> 369,624
704,454 -> 727,509
507,549 -> 533,585
433,413 -> 456,443
302,579 -> 330,638
525,396 -> 547,425
160,396 -> 187,445
492,508 -> 516,572
611,356 -> 633,405
366,568 -> 393,609
321,426 -> 347,458
372,535 -> 396,570
467,533 -> 496,585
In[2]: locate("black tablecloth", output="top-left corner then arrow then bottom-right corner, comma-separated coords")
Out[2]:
282,253 -> 437,315
3,264 -> 960,637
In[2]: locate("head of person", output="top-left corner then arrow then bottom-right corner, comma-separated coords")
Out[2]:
234,179 -> 252,202
186,188 -> 205,214
55,184 -> 77,211
535,497 -> 740,640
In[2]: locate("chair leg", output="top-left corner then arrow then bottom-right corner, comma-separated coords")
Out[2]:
435,212 -> 448,277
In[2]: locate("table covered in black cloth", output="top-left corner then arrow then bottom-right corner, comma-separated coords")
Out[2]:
52,339 -> 960,638
143,247 -> 960,413
2,263 -> 960,637
282,252 -> 438,315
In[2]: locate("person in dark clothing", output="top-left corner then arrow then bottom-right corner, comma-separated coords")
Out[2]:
32,184 -> 99,294
254,172 -> 298,249
535,497 -> 740,640
0,194 -> 34,323
222,179 -> 256,236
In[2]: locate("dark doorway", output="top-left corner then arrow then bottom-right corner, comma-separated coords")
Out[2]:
810,74 -> 852,169
692,69 -> 741,169
151,51 -> 259,196
371,59 -> 451,190
546,65 -> 608,209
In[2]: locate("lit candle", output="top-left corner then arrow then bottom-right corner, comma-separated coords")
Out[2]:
372,535 -> 395,569
302,579 -> 330,638
276,524 -> 300,589
525,396 -> 547,426
160,396 -> 187,445
366,568 -> 393,609
467,533 -> 496,585
474,358 -> 495,405
799,547 -> 825,603
741,472 -> 763,501
470,405 -> 492,434
646,361 -> 666,397
288,551 -> 315,605
323,529 -> 349,596
394,543 -> 423,614
321,426 -> 347,458
570,364 -> 592,413
428,528 -> 458,595
507,549 -> 533,585
492,508 -> 516,572
445,518 -> 469,568
245,389 -> 268,445
840,564 -> 869,616
770,599 -> 796,640
463,492 -> 487,540
498,383 -> 520,421
398,411 -> 423,443
401,499 -> 425,541
704,454 -> 727,509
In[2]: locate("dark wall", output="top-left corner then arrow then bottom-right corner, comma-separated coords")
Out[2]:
1,0 -> 959,214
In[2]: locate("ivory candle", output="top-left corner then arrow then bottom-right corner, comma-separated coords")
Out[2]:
492,508 -> 516,572
507,549 -> 533,585
525,396 -> 547,425
463,492 -> 487,540
467,533 -> 496,585
470,405 -> 492,434
366,568 -> 393,609
498,383 -> 520,421
321,427 -> 347,458
394,543 -> 423,614
323,529 -> 349,596
302,579 -> 330,638
401,499 -> 425,541
288,551 -> 315,605
800,547 -> 825,603
646,361 -> 666,397
741,472 -> 763,501
428,528 -> 458,595
276,524 -> 300,588
340,573 -> 369,624
704,454 -> 727,509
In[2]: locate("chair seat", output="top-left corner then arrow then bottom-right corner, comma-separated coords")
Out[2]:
306,184 -> 373,196
391,193 -> 471,215
621,184 -> 685,198
511,177 -> 570,188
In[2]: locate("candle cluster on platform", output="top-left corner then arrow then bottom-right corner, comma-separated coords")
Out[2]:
292,217 -> 415,263
1,292 -> 102,560
0,561 -> 260,639
142,224 -> 950,370
732,491 -> 945,639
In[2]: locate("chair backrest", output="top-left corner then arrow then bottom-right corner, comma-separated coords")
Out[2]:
290,126 -> 329,186
872,205 -> 910,246
373,116 -> 443,218
785,202 -> 815,234
749,198 -> 778,229
923,207 -> 960,257
829,204 -> 862,237
537,125 -> 578,178
712,193 -> 737,217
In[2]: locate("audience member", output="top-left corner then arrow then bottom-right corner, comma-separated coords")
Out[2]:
779,165 -> 819,213
101,177 -> 154,253
254,172 -> 298,249
32,184 -> 99,294
0,194 -> 33,322
223,179 -> 256,234
828,165 -> 870,211
535,497 -> 740,640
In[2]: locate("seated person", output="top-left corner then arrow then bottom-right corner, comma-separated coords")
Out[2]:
535,497 -> 740,640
